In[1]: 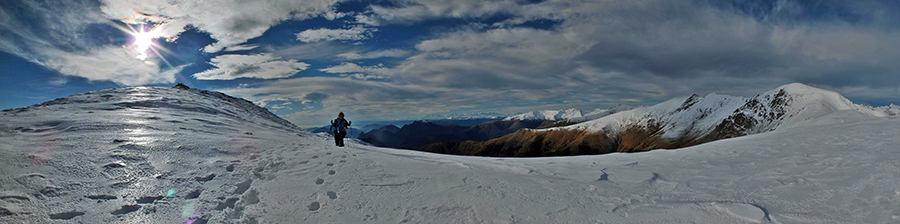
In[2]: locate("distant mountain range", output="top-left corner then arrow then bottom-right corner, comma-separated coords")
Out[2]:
503,104 -> 633,122
421,112 -> 506,120
305,125 -> 364,138
356,105 -> 631,147
358,119 -> 571,149
419,83 -> 899,157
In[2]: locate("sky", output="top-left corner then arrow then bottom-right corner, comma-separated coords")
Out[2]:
1,0 -> 899,128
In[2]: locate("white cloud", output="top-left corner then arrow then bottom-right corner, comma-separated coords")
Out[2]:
353,14 -> 380,26
366,0 -> 531,25
338,73 -> 390,81
319,62 -> 393,79
223,44 -> 261,52
44,47 -> 182,86
336,49 -> 410,60
100,0 -> 343,52
295,25 -> 376,43
193,54 -> 309,80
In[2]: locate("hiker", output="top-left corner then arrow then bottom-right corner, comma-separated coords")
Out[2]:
329,112 -> 351,147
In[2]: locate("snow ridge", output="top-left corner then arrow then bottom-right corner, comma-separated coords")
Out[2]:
555,83 -> 893,140
4,85 -> 301,132
504,104 -> 633,122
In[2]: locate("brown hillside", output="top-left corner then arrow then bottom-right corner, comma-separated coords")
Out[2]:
418,122 -> 724,157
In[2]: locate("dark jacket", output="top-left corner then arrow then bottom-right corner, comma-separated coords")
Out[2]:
330,118 -> 350,132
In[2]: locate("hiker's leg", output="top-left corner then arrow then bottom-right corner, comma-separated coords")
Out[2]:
333,131 -> 341,146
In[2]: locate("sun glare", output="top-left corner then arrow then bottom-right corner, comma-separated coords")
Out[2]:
130,26 -> 163,60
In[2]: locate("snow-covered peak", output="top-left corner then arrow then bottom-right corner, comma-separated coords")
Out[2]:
421,112 -> 506,120
504,105 -> 632,122
503,108 -> 583,121
571,104 -> 634,122
748,83 -> 890,129
551,83 -> 891,141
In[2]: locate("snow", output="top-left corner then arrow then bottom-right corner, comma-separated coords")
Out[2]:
504,105 -> 633,122
504,108 -> 583,121
552,83 -> 894,140
2,85 -> 900,223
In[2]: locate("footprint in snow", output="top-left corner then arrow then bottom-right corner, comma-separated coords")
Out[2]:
195,173 -> 216,182
233,179 -> 252,194
49,211 -> 84,220
214,198 -> 239,210
111,205 -> 141,215
185,190 -> 201,199
308,201 -> 320,211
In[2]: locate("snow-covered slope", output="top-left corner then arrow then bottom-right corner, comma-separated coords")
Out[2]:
555,83 -> 895,141
0,85 -> 306,223
503,104 -> 633,122
2,84 -> 899,223
421,112 -> 506,120
504,108 -> 583,121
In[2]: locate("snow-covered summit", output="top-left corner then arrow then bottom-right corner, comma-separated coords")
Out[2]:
554,83 -> 894,141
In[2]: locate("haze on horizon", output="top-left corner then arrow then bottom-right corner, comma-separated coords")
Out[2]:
2,0 -> 899,127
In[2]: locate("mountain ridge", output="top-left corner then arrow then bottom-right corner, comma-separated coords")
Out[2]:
503,104 -> 633,122
357,119 -> 571,149
419,83 -> 898,156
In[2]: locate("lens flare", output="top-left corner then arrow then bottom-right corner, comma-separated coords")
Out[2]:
130,25 -> 163,60
181,202 -> 195,217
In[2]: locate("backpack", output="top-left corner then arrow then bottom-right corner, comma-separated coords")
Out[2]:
331,118 -> 349,132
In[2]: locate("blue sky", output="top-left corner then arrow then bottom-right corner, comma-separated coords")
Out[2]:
2,0 -> 899,127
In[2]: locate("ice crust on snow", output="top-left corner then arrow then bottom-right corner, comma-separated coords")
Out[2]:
1,84 -> 899,223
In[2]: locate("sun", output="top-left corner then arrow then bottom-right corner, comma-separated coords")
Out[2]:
127,24 -> 164,61
132,28 -> 161,60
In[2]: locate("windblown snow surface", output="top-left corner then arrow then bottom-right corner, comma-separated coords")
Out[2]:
1,85 -> 899,223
